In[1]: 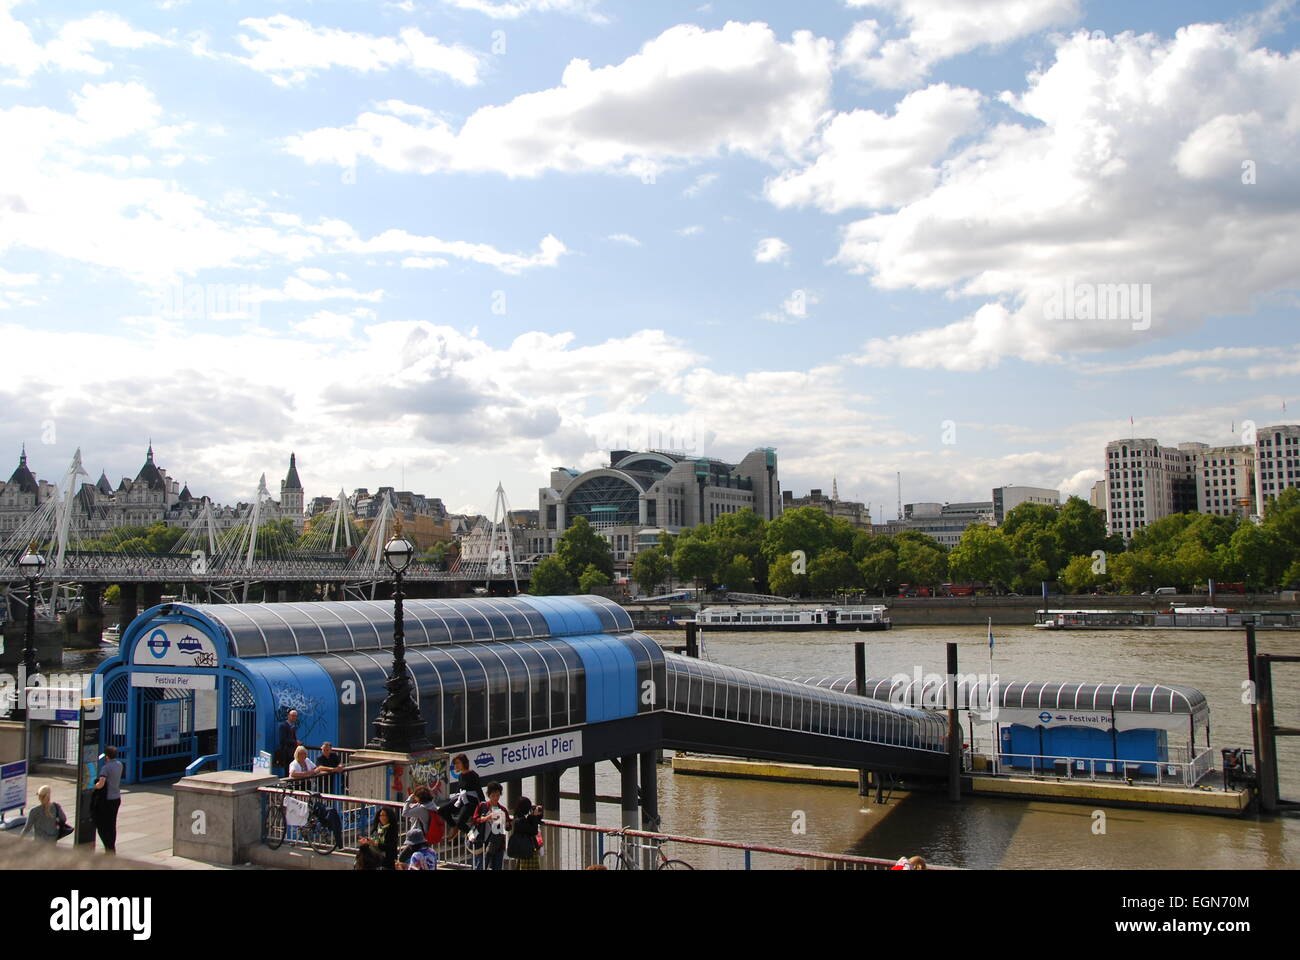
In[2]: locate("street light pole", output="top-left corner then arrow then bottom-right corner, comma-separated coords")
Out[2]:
369,521 -> 432,754
15,545 -> 46,724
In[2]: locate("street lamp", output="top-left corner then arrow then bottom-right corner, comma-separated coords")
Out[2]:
369,522 -> 432,753
14,546 -> 45,722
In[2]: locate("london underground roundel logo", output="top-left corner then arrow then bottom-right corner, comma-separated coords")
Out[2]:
147,629 -> 171,659
1038,711 -> 1053,724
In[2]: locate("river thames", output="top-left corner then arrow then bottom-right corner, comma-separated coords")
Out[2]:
573,624 -> 1299,869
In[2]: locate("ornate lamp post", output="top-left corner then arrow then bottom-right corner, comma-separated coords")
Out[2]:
369,522 -> 432,753
14,545 -> 46,723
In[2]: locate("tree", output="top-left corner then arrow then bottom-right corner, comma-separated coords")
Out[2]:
529,556 -> 573,595
1053,496 -> 1110,559
632,547 -> 671,595
716,554 -> 754,592
808,548 -> 861,595
767,561 -> 806,598
858,551 -> 898,596
947,525 -> 1014,590
1220,523 -> 1285,589
898,539 -> 945,587
760,507 -> 837,570
554,517 -> 614,580
1061,554 -> 1105,593
577,563 -> 610,594
673,539 -> 718,593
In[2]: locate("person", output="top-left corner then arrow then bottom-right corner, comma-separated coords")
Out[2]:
891,855 -> 928,870
92,745 -> 125,854
397,825 -> 439,870
404,786 -> 439,841
469,782 -> 510,871
436,754 -> 482,838
507,796 -> 544,870
275,709 -> 299,775
287,745 -> 319,782
315,742 -> 342,769
357,806 -> 398,869
21,785 -> 68,843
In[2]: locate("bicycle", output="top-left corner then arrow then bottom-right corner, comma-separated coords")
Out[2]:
600,828 -> 693,870
265,789 -> 339,855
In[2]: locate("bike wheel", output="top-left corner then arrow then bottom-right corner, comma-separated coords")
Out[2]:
265,804 -> 286,849
306,820 -> 338,856
601,850 -> 632,871
658,858 -> 694,870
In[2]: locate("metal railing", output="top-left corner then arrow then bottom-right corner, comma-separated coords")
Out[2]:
986,749 -> 1215,787
256,785 -> 936,870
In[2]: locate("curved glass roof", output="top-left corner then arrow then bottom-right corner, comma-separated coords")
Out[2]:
169,595 -> 632,659
795,675 -> 1209,716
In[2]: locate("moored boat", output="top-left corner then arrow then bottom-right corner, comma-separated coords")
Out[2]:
695,605 -> 891,632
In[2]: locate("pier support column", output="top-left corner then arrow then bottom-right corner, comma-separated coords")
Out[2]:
1255,655 -> 1279,813
578,763 -> 597,867
506,777 -> 522,810
117,583 -> 138,632
74,583 -> 103,649
855,642 -> 869,798
947,642 -> 962,802
542,769 -> 562,870
638,750 -> 658,871
685,621 -> 699,658
142,582 -> 164,610
619,754 -> 639,830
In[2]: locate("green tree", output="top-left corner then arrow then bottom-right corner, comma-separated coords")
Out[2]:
760,507 -> 837,570
1053,496 -> 1110,559
808,548 -> 861,595
529,556 -> 573,595
716,554 -> 755,592
858,551 -> 899,596
555,517 -> 614,580
947,525 -> 1014,590
1061,554 -> 1105,593
767,561 -> 806,598
577,563 -> 611,593
632,547 -> 671,595
673,539 -> 719,593
898,539 -> 945,587
1220,523 -> 1285,588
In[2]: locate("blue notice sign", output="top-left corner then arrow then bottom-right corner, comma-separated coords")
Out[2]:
1,760 -> 27,815
55,709 -> 78,722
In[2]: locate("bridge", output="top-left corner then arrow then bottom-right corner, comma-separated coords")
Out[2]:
1,451 -> 530,638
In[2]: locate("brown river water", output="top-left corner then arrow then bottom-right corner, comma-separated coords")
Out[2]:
569,625 -> 1300,869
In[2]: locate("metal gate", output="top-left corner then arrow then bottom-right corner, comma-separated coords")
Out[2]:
104,672 -> 129,758
228,677 -> 257,772
136,686 -> 197,781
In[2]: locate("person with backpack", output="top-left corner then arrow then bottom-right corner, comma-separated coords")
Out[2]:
507,796 -> 544,870
404,786 -> 442,844
397,826 -> 439,870
468,782 -> 510,871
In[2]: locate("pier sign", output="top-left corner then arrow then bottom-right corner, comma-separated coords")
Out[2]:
132,624 -> 219,669
131,673 -> 216,690
1,760 -> 26,815
466,731 -> 582,776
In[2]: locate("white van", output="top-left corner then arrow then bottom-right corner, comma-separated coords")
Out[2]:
1153,586 -> 1177,596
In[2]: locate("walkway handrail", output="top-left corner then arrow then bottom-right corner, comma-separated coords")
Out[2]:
552,820 -> 912,868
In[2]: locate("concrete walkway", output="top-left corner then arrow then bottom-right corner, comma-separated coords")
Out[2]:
1,771 -> 248,870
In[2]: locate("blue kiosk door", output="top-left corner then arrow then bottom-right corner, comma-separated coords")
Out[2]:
136,685 -> 197,781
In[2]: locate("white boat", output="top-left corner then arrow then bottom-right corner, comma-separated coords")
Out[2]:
695,605 -> 891,632
102,624 -> 121,645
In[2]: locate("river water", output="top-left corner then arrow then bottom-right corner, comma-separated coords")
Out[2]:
572,625 -> 1299,869
65,625 -> 1300,868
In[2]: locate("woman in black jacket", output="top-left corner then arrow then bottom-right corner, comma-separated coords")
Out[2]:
436,754 -> 482,838
356,806 -> 399,869
508,797 -> 544,870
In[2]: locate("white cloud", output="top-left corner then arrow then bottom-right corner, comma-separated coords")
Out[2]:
761,288 -> 818,323
840,0 -> 1080,88
435,0 -> 606,22
401,256 -> 449,269
1,5 -> 166,81
291,308 -> 374,339
683,172 -> 718,197
606,233 -> 640,246
677,225 -> 703,237
754,237 -> 790,263
838,25 -> 1300,370
234,15 -> 482,86
342,229 -> 566,274
766,83 -> 982,212
248,275 -> 384,304
285,21 -> 834,179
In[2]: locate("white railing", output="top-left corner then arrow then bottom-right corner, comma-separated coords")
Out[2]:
985,749 -> 1215,787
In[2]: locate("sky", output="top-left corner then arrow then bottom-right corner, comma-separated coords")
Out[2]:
2,0 -> 1298,520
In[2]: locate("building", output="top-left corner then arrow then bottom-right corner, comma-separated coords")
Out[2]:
1194,444 -> 1255,518
782,479 -> 872,529
1104,438 -> 1198,539
535,448 -> 781,569
1255,424 -> 1300,511
0,447 -> 58,536
992,485 -> 1060,524
1089,479 -> 1107,512
876,500 -> 995,549
351,487 -> 451,550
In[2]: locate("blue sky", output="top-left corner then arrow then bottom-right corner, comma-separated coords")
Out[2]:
2,0 -> 1298,519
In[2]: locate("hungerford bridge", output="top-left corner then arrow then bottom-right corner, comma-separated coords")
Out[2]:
1,451 -> 529,633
